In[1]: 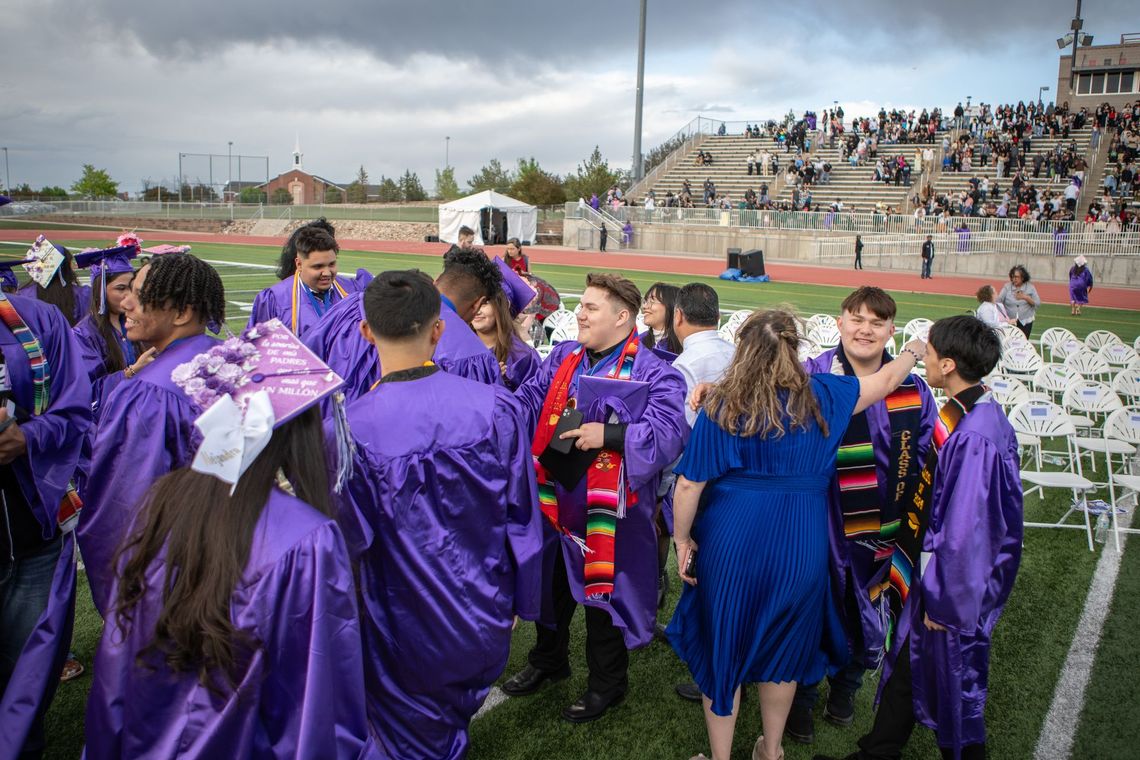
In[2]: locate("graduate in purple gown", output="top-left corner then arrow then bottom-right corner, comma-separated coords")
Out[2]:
819,316 -> 1023,760
304,248 -> 502,401
72,241 -> 154,424
16,238 -> 91,327
502,273 -> 688,723
78,253 -> 227,616
337,271 -> 543,759
247,220 -> 372,337
1068,255 -> 1094,315
85,323 -> 378,759
472,259 -> 540,391
789,288 -> 938,741
0,275 -> 91,759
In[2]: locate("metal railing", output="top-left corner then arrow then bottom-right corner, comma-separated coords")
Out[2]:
817,231 -> 1140,260
564,202 -> 1139,243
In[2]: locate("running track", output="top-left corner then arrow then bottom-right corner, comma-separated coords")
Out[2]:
12,228 -> 1140,310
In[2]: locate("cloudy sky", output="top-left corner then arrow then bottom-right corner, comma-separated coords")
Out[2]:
2,0 -> 1136,195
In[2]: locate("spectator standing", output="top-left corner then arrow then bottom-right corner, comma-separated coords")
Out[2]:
997,265 -> 1039,338
854,236 -> 864,270
1068,255 -> 1094,315
599,223 -> 608,252
920,235 -> 934,279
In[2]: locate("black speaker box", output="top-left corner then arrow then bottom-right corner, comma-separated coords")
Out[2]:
726,247 -> 742,269
740,249 -> 765,277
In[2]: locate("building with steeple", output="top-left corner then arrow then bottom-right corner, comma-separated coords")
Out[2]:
260,137 -> 346,204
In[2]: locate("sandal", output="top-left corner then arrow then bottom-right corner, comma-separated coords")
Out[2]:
752,735 -> 784,760
60,656 -> 85,682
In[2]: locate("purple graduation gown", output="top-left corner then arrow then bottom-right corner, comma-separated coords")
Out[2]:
72,313 -> 133,424
881,397 -> 1023,753
17,281 -> 91,325
303,293 -> 500,403
247,272 -> 371,338
1068,266 -> 1093,304
338,370 -> 543,759
804,348 -> 938,663
503,336 -> 540,391
514,339 -> 689,648
84,490 -> 380,760
78,333 -> 220,616
0,296 -> 92,758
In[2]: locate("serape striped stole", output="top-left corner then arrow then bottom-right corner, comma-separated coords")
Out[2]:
532,331 -> 639,601
0,293 -> 83,532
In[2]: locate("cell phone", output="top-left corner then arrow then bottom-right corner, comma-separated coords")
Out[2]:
683,547 -> 698,579
547,407 -> 584,455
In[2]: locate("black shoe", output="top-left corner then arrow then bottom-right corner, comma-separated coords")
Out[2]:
657,571 -> 669,609
561,689 -> 625,723
824,691 -> 856,727
501,664 -> 571,697
674,682 -> 702,702
785,704 -> 815,744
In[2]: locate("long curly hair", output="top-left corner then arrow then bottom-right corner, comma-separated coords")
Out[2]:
704,308 -> 827,438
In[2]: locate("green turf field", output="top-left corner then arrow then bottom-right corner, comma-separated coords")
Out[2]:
14,237 -> 1140,759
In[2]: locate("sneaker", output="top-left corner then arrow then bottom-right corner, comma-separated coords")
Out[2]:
784,704 -> 815,744
823,691 -> 855,727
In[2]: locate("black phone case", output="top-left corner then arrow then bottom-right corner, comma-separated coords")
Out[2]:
546,407 -> 583,455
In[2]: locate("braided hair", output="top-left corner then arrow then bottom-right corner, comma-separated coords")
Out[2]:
140,253 -> 226,330
437,248 -> 502,305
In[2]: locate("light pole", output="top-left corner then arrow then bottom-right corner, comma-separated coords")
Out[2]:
178,153 -> 184,203
631,0 -> 648,181
445,136 -> 450,170
228,141 -> 233,201
1,147 -> 8,196
1038,85 -> 1050,106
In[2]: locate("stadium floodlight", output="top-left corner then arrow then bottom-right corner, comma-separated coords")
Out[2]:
1080,33 -> 1093,46
1057,33 -> 1074,49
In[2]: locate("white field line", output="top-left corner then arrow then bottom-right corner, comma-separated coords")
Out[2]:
1033,509 -> 1133,760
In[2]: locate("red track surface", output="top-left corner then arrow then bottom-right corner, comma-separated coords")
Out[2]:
13,229 -> 1140,310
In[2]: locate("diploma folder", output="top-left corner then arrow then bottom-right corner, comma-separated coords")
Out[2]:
537,377 -> 650,491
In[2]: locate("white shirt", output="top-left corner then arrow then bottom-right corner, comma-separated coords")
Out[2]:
674,329 -> 736,427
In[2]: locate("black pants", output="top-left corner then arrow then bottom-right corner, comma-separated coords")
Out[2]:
855,252 -> 863,269
528,554 -> 629,697
856,642 -> 985,760
1016,320 -> 1033,339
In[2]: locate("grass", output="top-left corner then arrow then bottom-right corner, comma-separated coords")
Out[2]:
20,238 -> 1140,758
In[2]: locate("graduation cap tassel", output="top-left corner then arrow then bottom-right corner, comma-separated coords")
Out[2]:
98,266 -> 107,315
331,391 -> 355,494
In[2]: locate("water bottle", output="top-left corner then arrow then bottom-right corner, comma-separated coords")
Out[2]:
1094,512 -> 1110,544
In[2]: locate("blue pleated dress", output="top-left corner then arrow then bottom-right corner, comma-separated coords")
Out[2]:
666,374 -> 859,716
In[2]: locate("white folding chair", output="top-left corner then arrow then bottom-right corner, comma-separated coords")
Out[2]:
549,321 -> 579,344
1112,369 -> 1140,405
986,374 -> 1038,409
1031,363 -> 1084,402
1084,330 -> 1122,351
805,313 -> 836,332
902,318 -> 932,343
1000,343 -> 1043,377
718,322 -> 740,344
536,344 -> 554,360
545,308 -> 576,332
1063,381 -> 1124,469
722,309 -> 753,331
1009,401 -> 1097,550
1135,336 -> 1140,352
1065,350 -> 1113,382
1103,406 -> 1140,550
635,314 -> 648,336
807,323 -> 841,348
798,337 -> 821,362
884,334 -> 898,357
1098,342 -> 1139,369
1039,327 -> 1079,361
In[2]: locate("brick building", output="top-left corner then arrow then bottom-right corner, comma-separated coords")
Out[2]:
260,139 -> 345,204
1056,33 -> 1140,109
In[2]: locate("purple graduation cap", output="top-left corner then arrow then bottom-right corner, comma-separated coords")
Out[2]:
74,243 -> 138,314
493,257 -> 537,317
171,318 -> 353,491
0,256 -> 28,291
0,195 -> 11,206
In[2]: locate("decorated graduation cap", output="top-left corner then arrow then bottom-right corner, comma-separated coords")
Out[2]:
74,237 -> 140,315
172,318 -> 352,492
22,236 -> 67,288
493,257 -> 537,318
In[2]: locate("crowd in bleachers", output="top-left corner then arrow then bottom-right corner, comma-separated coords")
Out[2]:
1096,100 -> 1138,229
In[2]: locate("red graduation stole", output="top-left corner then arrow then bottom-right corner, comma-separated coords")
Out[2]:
0,293 -> 82,532
532,331 -> 639,601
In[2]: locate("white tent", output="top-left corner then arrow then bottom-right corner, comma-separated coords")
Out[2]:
438,190 -> 537,246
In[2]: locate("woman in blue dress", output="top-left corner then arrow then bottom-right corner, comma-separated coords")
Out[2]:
666,308 -> 925,760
